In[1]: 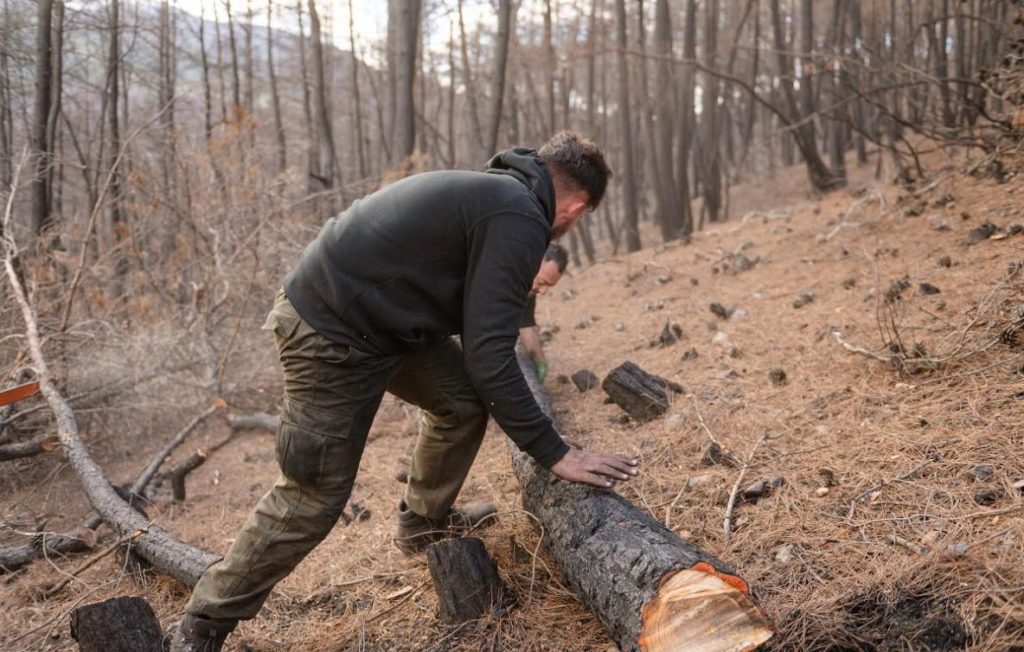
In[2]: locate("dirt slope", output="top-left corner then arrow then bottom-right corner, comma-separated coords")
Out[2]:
2,156 -> 1023,651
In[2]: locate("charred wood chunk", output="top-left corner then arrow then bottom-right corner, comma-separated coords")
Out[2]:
427,537 -> 508,624
571,369 -> 600,392
70,596 -> 166,652
602,361 -> 684,422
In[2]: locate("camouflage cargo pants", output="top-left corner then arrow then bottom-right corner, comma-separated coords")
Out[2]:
185,290 -> 488,621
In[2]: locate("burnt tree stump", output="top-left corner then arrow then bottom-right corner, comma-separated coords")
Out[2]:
571,369 -> 600,392
70,596 -> 166,652
602,361 -> 684,422
426,537 -> 507,624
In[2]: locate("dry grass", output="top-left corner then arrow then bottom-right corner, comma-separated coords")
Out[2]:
2,148 -> 1023,651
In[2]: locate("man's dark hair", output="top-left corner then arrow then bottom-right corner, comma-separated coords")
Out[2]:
543,243 -> 569,273
538,130 -> 612,209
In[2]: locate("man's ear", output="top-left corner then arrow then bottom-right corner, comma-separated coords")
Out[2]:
564,194 -> 588,217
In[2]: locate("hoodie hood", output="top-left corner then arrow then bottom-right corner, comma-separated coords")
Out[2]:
484,148 -> 556,225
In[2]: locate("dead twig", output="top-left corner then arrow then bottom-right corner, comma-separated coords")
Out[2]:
724,432 -> 770,542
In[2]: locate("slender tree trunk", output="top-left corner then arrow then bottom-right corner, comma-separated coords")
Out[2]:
224,0 -> 240,115
543,0 -> 556,134
45,0 -> 64,237
158,0 -> 177,253
106,0 -> 127,284
213,1 -> 227,123
653,0 -> 679,239
267,0 -> 287,173
848,0 -> 868,164
308,0 -> 338,197
615,0 -> 640,252
295,0 -> 318,192
391,0 -> 421,165
348,0 -> 366,179
0,0 -> 13,193
457,0 -> 485,161
31,0 -> 54,236
486,0 -> 513,155
199,3 -> 212,139
700,0 -> 722,223
675,0 -> 697,236
244,5 -> 254,117
447,22 -> 457,167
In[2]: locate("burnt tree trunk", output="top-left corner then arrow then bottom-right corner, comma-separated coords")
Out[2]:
512,352 -> 772,651
602,361 -> 683,422
70,597 -> 165,652
427,537 -> 507,624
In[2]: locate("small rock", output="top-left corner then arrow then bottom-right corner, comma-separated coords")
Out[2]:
968,464 -> 994,481
657,321 -> 683,347
742,480 -> 768,500
815,487 -> 830,497
973,488 -> 1003,505
966,221 -> 998,245
712,331 -> 731,347
930,217 -> 951,231
614,322 -> 625,332
730,308 -> 748,321
775,544 -> 794,564
689,277 -> 699,286
718,369 -> 739,380
817,468 -> 837,487
919,282 -> 941,295
686,474 -> 717,490
701,442 -> 733,467
646,300 -> 665,312
656,274 -> 673,285
616,414 -> 631,425
842,277 -> 857,289
1008,223 -> 1024,236
561,289 -> 576,300
677,530 -> 692,539
574,318 -> 591,330
768,368 -> 787,386
920,530 -> 942,547
571,369 -> 599,392
937,255 -> 953,268
709,302 -> 733,319
1012,478 -> 1024,492
556,374 -> 571,384
946,542 -> 970,559
394,470 -> 409,483
793,289 -> 816,309
682,348 -> 699,361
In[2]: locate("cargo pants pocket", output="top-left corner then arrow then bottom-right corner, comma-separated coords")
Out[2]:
275,399 -> 357,489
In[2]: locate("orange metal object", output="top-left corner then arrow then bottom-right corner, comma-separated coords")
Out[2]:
0,381 -> 40,407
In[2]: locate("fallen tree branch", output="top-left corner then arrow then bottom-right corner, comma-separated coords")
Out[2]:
724,432 -> 770,543
512,351 -> 773,651
0,434 -> 59,461
3,206 -> 217,586
227,412 -> 278,433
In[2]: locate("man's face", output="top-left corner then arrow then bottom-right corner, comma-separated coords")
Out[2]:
530,260 -> 563,298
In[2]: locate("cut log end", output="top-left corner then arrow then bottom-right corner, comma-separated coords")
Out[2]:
70,596 -> 166,652
638,567 -> 773,652
426,537 -> 509,624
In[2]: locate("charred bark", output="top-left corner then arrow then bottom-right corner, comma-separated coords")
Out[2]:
427,537 -> 507,624
70,597 -> 165,652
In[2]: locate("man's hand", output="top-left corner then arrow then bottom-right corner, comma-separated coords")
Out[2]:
549,448 -> 639,488
536,361 -> 549,383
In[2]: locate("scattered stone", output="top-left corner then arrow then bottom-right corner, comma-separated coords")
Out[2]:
966,221 -> 998,245
616,414 -> 631,425
718,369 -> 739,381
793,289 -> 816,309
689,277 -> 699,286
720,252 -> 758,275
686,474 -> 717,490
946,543 -> 970,559
682,348 -> 699,361
930,217 -> 951,231
394,470 -> 409,484
701,442 -> 733,467
730,308 -> 748,320
973,488 -> 1003,505
919,282 -> 941,295
656,320 -> 684,347
968,464 -> 995,481
842,277 -> 857,289
656,274 -> 673,285
818,468 -> 837,487
741,477 -> 784,503
712,331 -> 731,347
556,374 -> 571,385
775,544 -> 794,564
571,369 -> 599,393
561,289 -> 576,300
574,317 -> 592,330
920,530 -> 942,547
938,255 -> 953,268
709,302 -> 733,319
645,300 -> 665,311
885,276 -> 912,304
1008,223 -> 1024,236
614,322 -> 625,332
815,487 -> 830,497
768,368 -> 787,386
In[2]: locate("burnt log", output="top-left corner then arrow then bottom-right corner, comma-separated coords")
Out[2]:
513,351 -> 773,651
0,434 -> 59,461
169,449 -> 208,501
426,537 -> 507,624
602,361 -> 684,422
0,531 -> 91,574
571,369 -> 600,392
70,596 -> 166,652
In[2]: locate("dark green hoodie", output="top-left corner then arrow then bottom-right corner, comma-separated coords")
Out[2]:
284,149 -> 570,468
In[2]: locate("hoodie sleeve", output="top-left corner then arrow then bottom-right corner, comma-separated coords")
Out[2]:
461,212 -> 570,468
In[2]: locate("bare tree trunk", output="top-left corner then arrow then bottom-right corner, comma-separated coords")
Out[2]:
391,0 -> 421,165
224,0 -> 241,114
675,0 -> 697,237
458,0 -> 485,160
652,0 -> 679,239
295,0 -> 319,192
485,0 -> 513,155
199,3 -> 212,140
700,0 -> 722,223
267,1 -> 287,173
45,0 -> 64,237
106,0 -> 127,287
348,0 -> 366,179
31,0 -> 54,236
615,0 -> 641,252
848,0 -> 868,164
158,0 -> 177,254
0,0 -> 13,194
308,0 -> 338,198
243,5 -> 254,118
213,1 -> 227,123
543,0 -> 556,133
447,22 -> 457,167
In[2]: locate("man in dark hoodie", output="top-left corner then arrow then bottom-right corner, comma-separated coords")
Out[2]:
172,131 -> 637,651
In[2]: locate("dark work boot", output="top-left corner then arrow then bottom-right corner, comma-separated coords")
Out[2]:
169,614 -> 236,652
394,500 -> 497,554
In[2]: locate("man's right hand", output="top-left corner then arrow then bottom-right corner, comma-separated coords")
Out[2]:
549,447 -> 639,488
